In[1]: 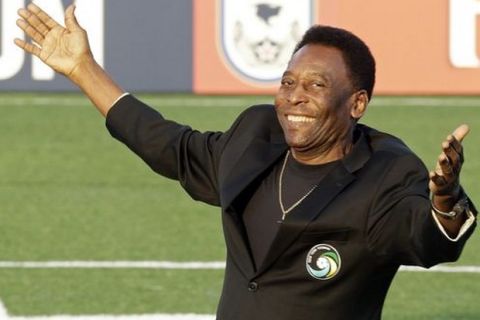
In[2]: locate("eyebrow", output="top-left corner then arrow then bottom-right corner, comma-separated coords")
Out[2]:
282,70 -> 331,83
307,72 -> 331,82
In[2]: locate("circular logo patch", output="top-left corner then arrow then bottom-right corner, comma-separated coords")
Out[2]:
306,244 -> 341,280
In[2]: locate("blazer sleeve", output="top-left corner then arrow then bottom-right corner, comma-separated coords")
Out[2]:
366,153 -> 477,268
105,94 -> 235,206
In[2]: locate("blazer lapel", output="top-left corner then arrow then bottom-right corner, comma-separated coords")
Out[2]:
221,133 -> 288,276
221,133 -> 287,209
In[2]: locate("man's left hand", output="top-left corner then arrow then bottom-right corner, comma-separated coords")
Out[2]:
429,125 -> 470,235
429,124 -> 469,204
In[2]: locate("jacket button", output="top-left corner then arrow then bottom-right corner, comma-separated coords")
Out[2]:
248,281 -> 258,292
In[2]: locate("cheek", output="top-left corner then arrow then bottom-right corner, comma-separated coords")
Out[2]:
274,101 -> 283,122
314,100 -> 352,136
328,95 -> 352,122
274,94 -> 285,110
274,97 -> 289,124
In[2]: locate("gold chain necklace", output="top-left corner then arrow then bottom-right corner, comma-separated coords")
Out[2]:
278,150 -> 318,220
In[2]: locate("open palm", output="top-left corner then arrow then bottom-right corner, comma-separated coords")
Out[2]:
15,3 -> 92,77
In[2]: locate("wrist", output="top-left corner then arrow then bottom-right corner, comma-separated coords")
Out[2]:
69,55 -> 99,86
432,185 -> 461,212
65,55 -> 124,116
432,194 -> 457,212
432,194 -> 469,220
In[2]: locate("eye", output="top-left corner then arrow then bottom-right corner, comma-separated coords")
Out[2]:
280,78 -> 294,87
311,81 -> 326,88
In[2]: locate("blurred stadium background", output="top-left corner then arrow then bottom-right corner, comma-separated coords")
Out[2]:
0,0 -> 479,319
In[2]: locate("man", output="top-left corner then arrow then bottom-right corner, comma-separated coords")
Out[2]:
15,3 -> 476,319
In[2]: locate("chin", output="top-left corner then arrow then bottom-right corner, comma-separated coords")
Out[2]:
285,136 -> 309,149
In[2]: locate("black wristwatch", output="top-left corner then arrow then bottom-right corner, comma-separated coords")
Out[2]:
432,196 -> 469,220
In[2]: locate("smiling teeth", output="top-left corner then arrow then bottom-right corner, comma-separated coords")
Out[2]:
287,115 -> 315,123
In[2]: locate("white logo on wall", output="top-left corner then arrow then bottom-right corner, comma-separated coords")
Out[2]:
0,0 -> 104,81
220,0 -> 313,82
449,0 -> 480,68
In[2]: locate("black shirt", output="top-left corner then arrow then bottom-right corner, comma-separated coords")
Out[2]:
242,152 -> 339,269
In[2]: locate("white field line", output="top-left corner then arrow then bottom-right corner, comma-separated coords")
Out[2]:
0,261 -> 479,273
369,97 -> 480,108
0,262 -> 219,319
0,262 -> 477,319
0,96 -> 271,108
0,261 -> 226,269
1,95 -> 480,108
399,265 -> 480,273
6,316 -> 214,320
0,300 -> 215,320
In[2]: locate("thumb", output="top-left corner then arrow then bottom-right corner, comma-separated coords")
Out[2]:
452,124 -> 470,143
64,4 -> 81,31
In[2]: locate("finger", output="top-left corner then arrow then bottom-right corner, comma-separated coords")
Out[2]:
14,38 -> 42,57
17,8 -> 50,37
27,2 -> 60,29
452,124 -> 470,143
445,134 -> 462,155
429,170 -> 448,187
64,5 -> 81,31
16,19 -> 45,46
442,139 -> 462,170
438,153 -> 455,178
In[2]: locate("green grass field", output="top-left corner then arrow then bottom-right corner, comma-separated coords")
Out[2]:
0,93 -> 478,318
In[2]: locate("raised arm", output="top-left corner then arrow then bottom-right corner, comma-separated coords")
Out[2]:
15,3 -> 124,116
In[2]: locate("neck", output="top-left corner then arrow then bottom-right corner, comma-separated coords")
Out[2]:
291,142 -> 352,165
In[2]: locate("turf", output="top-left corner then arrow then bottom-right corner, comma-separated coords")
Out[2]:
0,93 -> 478,317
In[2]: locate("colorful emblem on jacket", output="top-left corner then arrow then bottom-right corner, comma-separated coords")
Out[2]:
306,244 -> 341,280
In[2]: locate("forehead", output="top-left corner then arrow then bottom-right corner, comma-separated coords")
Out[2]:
285,44 -> 349,78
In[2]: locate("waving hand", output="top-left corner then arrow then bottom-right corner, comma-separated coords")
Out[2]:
14,3 -> 124,116
15,3 -> 92,77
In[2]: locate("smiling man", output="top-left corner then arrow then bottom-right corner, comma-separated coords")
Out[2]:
15,3 -> 477,319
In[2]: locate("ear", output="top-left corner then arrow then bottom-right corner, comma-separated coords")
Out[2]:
350,90 -> 369,119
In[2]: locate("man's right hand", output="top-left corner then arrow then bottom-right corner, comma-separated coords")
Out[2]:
14,3 -> 124,117
15,3 -> 93,79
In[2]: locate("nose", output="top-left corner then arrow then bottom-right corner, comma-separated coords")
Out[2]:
287,84 -> 308,105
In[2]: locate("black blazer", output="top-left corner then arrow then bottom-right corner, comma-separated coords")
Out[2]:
106,95 -> 476,320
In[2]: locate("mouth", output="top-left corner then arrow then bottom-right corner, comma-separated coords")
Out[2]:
286,114 -> 316,123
